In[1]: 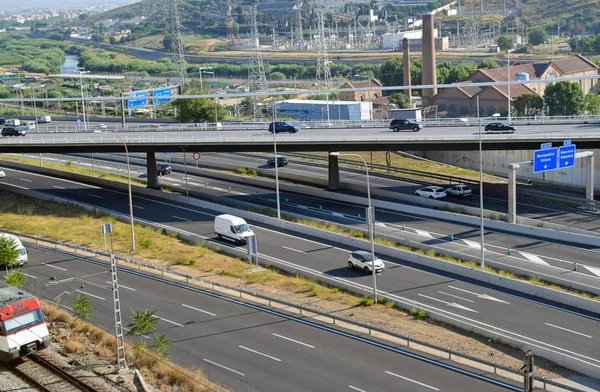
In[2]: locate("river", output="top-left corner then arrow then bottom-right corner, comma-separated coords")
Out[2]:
61,55 -> 79,73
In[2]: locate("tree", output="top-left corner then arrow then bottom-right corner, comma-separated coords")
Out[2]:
544,81 -> 584,116
172,90 -> 228,123
162,34 -> 173,51
388,92 -> 412,108
72,294 -> 93,322
0,236 -> 20,267
151,334 -> 171,360
584,92 -> 600,114
513,93 -> 543,116
497,36 -> 513,51
528,28 -> 548,46
4,268 -> 26,288
270,72 -> 286,81
126,309 -> 159,345
478,59 -> 500,69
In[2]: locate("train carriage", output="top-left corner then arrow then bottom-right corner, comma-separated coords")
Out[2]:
0,283 -> 50,360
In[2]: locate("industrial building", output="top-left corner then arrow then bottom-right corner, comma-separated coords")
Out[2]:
273,99 -> 373,121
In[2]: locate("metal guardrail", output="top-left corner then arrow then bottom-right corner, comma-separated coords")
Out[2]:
6,229 -> 587,392
519,188 -> 597,211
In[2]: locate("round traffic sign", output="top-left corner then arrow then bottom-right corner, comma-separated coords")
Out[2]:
192,152 -> 200,160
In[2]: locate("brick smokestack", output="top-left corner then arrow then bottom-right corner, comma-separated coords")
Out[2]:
421,14 -> 437,108
402,38 -> 412,100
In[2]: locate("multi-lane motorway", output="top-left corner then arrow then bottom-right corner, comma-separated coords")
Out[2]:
17,239 -> 516,392
1,166 -> 600,382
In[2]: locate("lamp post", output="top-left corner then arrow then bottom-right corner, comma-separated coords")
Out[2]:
477,96 -> 500,271
507,49 -> 514,122
112,132 -> 136,251
198,67 -> 213,90
329,152 -> 378,302
77,67 -> 90,130
272,102 -> 282,219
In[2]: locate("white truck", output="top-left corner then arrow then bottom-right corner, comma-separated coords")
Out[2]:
5,119 -> 21,126
214,214 -> 254,244
0,233 -> 28,265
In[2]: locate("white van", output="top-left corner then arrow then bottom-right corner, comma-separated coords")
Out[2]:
38,116 -> 51,123
27,121 -> 36,130
0,233 -> 28,265
214,214 -> 254,244
5,119 -> 21,127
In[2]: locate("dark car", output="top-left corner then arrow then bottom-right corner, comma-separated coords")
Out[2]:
268,121 -> 299,133
389,119 -> 422,132
157,164 -> 172,176
484,122 -> 516,134
0,118 -> 6,126
267,156 -> 289,167
2,126 -> 27,136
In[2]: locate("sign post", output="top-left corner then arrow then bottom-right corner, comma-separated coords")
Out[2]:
533,143 -> 558,174
246,235 -> 258,271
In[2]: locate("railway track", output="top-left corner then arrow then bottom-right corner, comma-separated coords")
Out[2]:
9,353 -> 100,392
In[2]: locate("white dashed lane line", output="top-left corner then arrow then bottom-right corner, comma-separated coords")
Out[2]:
462,239 -> 481,249
519,251 -> 551,266
272,333 -> 315,348
414,229 -> 434,239
182,304 -> 216,316
239,345 -> 281,362
385,371 -> 439,390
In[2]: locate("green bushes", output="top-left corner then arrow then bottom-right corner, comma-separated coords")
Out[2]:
358,295 -> 374,306
235,167 -> 258,176
410,308 -> 427,320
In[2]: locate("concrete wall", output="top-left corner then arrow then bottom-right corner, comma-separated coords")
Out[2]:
423,148 -> 600,192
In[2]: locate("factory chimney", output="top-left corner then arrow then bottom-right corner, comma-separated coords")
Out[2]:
421,14 -> 437,108
402,38 -> 412,101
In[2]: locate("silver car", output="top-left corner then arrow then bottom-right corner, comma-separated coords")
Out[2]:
446,184 -> 473,198
415,186 -> 447,200
348,251 -> 385,274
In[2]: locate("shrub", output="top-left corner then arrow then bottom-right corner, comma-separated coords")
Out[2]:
410,308 -> 418,318
377,295 -> 386,304
140,239 -> 152,249
418,310 -> 427,320
16,205 -> 35,215
65,160 -> 72,167
4,268 -> 27,288
311,286 -> 320,296
358,295 -> 374,306
332,287 -> 340,294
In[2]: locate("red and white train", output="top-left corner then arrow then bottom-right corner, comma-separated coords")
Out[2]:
0,283 -> 50,360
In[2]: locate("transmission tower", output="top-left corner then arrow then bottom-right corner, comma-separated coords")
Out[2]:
315,12 -> 332,123
248,5 -> 267,118
170,0 -> 187,89
226,0 -> 235,44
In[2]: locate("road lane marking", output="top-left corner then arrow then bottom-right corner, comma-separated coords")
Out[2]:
152,315 -> 184,327
76,289 -> 105,301
349,386 -> 367,392
418,294 -> 478,313
239,345 -> 282,362
385,371 -> 439,390
52,185 -> 65,189
133,205 -> 144,210
437,291 -> 474,303
19,178 -> 33,182
22,273 -> 37,279
203,359 -> 245,376
282,246 -> 307,254
545,323 -> 592,339
414,229 -> 433,239
448,285 -> 510,304
272,333 -> 315,348
88,194 -> 103,199
182,303 -> 216,316
584,265 -> 600,278
105,281 -> 136,291
462,239 -> 481,249
172,215 -> 191,222
519,251 -> 550,266
42,263 -> 66,271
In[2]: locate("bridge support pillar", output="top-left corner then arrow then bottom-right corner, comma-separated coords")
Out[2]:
328,153 -> 341,191
586,154 -> 595,205
146,152 -> 160,189
508,164 -> 518,224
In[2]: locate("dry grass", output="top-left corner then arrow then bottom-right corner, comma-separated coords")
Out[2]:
64,340 -> 85,354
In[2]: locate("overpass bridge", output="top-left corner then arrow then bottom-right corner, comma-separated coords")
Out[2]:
1,126 -> 599,190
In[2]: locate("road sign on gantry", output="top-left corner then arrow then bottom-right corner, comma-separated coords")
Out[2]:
533,145 -> 558,173
558,144 -> 576,169
153,88 -> 172,104
127,91 -> 147,109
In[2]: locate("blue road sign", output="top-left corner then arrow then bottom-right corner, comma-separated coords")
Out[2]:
153,88 -> 172,104
127,91 -> 147,109
76,119 -> 81,125
563,140 -> 572,146
540,143 -> 552,149
533,147 -> 558,173
558,144 -> 576,169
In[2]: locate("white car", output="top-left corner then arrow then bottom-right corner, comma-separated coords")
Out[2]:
348,251 -> 385,274
446,184 -> 473,198
415,186 -> 447,200
0,170 -> 5,178
93,124 -> 108,132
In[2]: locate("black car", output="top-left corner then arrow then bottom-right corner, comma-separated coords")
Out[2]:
267,156 -> 289,167
157,164 -> 172,176
268,121 -> 300,133
2,126 -> 27,136
484,122 -> 516,134
389,119 -> 422,132
0,118 -> 6,126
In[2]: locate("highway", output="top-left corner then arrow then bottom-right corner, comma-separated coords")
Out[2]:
1,166 -> 600,380
10,244 -> 516,392
14,151 -> 600,291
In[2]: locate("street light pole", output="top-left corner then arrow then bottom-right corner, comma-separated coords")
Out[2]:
507,49 -> 514,122
198,67 -> 213,90
272,102 -> 281,219
330,152 -> 377,301
78,67 -> 90,130
112,132 -> 136,251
